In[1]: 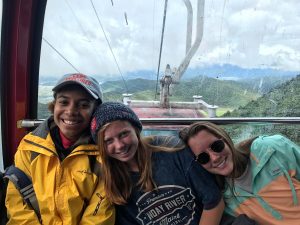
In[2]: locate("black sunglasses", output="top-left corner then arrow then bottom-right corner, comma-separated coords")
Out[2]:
195,140 -> 225,165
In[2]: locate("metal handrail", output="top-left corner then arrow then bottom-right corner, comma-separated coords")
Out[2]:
18,117 -> 300,128
140,117 -> 300,125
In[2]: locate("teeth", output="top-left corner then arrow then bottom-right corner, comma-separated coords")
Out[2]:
64,120 -> 78,125
118,148 -> 129,155
216,159 -> 226,168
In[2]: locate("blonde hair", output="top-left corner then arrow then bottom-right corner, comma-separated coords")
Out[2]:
98,122 -> 184,205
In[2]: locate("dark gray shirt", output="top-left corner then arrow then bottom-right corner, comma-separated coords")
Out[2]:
116,136 -> 222,225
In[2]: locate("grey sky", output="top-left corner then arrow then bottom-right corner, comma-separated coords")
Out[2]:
40,0 -> 300,80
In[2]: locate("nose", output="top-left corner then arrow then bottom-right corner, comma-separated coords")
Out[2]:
66,103 -> 79,115
114,139 -> 125,152
208,151 -> 221,163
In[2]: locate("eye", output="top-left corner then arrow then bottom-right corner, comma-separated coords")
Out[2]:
57,99 -> 69,106
105,139 -> 113,145
78,101 -> 92,109
210,140 -> 225,153
119,131 -> 130,138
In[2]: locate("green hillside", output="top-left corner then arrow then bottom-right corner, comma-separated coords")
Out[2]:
222,75 -> 300,144
38,102 -> 51,119
237,75 -> 294,94
102,76 -> 260,108
103,78 -> 156,94
38,76 -> 299,125
224,75 -> 300,117
170,77 -> 259,107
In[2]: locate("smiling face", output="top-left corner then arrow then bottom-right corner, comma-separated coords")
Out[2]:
53,86 -> 96,141
188,129 -> 234,176
103,120 -> 139,171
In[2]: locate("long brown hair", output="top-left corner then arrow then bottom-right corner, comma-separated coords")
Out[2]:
97,122 -> 184,205
179,121 -> 252,189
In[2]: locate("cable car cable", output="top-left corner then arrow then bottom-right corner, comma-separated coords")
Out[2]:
154,0 -> 168,100
124,12 -> 128,25
90,0 -> 128,93
64,0 -> 111,74
42,37 -> 80,73
152,0 -> 156,79
65,0 -> 91,42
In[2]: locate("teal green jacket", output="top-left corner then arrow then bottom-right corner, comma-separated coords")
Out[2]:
224,135 -> 300,225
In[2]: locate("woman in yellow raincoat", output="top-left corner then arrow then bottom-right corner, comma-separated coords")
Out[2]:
5,73 -> 115,225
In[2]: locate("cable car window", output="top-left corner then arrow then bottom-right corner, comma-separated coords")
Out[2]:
39,0 -> 300,143
0,0 -> 3,170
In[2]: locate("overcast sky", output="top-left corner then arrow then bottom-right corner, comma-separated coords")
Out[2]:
40,0 -> 300,80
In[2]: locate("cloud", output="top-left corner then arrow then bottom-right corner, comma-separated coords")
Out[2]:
40,0 -> 300,79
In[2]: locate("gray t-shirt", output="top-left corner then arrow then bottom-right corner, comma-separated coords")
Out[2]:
232,161 -> 253,193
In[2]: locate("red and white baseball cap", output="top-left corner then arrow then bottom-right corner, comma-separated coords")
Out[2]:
52,73 -> 102,102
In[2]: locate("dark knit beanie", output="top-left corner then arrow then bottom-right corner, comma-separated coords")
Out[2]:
91,102 -> 142,143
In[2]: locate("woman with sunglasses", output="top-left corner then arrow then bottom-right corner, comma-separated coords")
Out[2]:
179,121 -> 300,225
90,102 -> 225,225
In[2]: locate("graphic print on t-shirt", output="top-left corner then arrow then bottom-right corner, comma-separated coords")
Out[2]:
136,185 -> 195,225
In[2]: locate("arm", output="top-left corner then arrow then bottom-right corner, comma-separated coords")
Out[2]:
186,150 -> 224,225
199,199 -> 225,225
79,175 -> 115,225
280,135 -> 300,179
6,182 -> 41,225
255,135 -> 300,179
150,135 -> 184,148
5,143 -> 41,224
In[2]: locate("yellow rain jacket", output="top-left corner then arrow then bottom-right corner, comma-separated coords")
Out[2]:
5,118 -> 115,225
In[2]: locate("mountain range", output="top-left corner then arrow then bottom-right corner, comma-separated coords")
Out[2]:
39,63 -> 299,84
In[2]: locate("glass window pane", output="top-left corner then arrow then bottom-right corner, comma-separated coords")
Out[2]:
39,0 -> 300,142
0,0 -> 3,171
